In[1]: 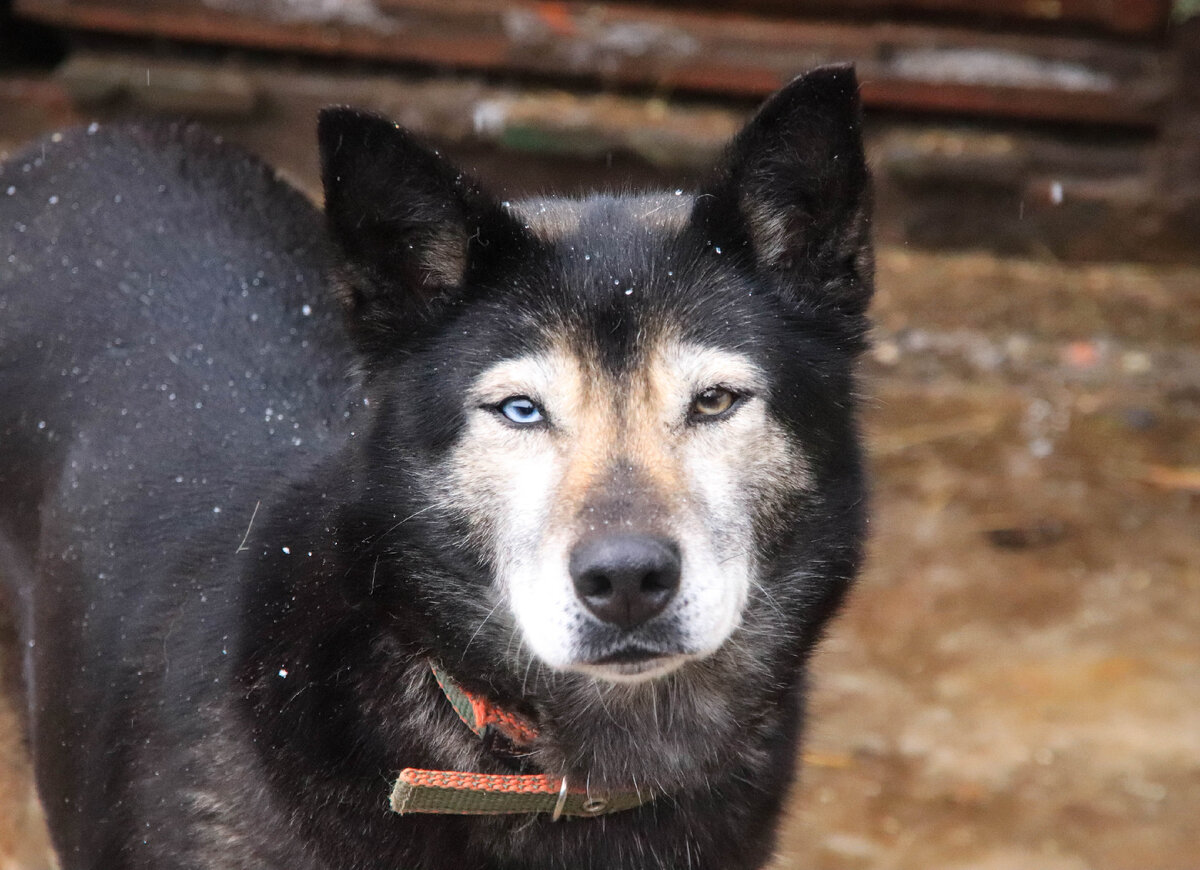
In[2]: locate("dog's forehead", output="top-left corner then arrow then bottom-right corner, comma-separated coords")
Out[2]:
508,192 -> 694,242
497,193 -> 764,363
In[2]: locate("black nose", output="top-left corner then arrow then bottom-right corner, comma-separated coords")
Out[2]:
569,534 -> 681,630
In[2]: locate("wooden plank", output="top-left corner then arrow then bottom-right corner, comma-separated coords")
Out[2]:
14,0 -> 1166,126
54,49 -> 743,169
1156,15 -> 1200,198
645,0 -> 1171,38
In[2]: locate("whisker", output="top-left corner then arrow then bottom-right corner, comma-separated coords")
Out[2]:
461,599 -> 502,660
375,504 -> 437,543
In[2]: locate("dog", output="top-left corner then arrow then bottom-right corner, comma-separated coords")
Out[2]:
0,64 -> 873,869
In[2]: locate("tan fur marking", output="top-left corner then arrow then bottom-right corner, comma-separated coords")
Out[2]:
422,226 -> 468,289
552,354 -> 613,523
740,190 -> 790,267
510,194 -> 692,243
629,194 -> 692,232
508,200 -> 583,241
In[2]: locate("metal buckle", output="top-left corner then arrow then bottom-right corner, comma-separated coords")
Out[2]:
551,776 -> 570,821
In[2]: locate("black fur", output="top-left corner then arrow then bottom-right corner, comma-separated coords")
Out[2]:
0,65 -> 872,869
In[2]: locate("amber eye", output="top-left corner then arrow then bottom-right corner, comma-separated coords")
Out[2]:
689,387 -> 738,420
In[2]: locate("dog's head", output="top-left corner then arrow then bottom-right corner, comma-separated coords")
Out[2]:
319,66 -> 872,687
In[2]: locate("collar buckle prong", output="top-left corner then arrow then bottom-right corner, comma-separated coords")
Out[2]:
551,776 -> 570,822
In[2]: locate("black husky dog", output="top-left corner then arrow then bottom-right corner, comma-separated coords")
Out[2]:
0,64 -> 872,869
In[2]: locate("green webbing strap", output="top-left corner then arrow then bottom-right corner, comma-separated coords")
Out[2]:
389,769 -> 652,818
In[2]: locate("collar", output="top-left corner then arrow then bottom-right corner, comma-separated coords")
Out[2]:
389,662 -> 657,820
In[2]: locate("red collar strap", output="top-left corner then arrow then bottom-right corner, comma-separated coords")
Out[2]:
389,662 -> 657,820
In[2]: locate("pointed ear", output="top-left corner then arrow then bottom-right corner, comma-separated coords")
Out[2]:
693,64 -> 873,317
318,107 -> 525,342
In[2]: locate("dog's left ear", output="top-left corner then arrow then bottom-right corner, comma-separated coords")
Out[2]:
318,107 -> 526,346
694,64 -> 873,318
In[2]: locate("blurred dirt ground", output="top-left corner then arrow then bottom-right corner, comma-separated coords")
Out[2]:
777,251 -> 1200,870
1,247 -> 1198,869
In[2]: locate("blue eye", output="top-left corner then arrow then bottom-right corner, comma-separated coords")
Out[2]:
498,396 -> 545,425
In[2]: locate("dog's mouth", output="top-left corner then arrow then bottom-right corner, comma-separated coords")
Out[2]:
576,643 -> 691,682
592,644 -> 664,666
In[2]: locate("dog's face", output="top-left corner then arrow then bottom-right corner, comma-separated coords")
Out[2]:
446,305 -> 803,681
319,66 -> 872,686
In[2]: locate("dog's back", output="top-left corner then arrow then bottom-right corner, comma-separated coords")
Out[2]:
0,122 -> 354,864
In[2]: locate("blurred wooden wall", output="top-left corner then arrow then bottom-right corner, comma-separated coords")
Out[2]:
4,0 -> 1198,262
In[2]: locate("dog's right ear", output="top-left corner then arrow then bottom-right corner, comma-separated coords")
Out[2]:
318,108 -> 524,346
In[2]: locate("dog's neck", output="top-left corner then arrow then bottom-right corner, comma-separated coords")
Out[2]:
388,661 -> 657,819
